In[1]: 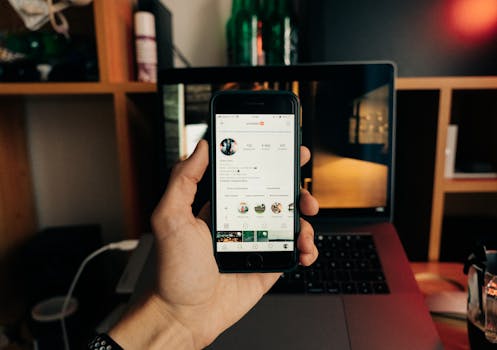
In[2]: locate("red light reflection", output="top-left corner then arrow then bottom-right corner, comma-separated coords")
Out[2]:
450,0 -> 497,40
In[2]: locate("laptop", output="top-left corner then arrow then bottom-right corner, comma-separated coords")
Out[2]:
124,63 -> 442,349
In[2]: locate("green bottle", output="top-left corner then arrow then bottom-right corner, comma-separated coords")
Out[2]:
256,0 -> 266,65
234,0 -> 258,66
264,0 -> 298,65
263,0 -> 281,65
281,0 -> 298,65
226,0 -> 242,65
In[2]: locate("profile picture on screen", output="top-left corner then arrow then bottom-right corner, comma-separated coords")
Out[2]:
220,138 -> 237,156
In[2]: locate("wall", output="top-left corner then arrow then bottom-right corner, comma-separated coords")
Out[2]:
26,96 -> 123,242
161,0 -> 231,67
301,0 -> 497,76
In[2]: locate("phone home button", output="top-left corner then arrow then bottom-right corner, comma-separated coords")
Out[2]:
246,253 -> 263,269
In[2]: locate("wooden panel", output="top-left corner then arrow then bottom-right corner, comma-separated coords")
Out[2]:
113,92 -> 140,238
93,0 -> 136,83
444,179 -> 497,193
0,82 -> 156,95
397,77 -> 497,90
428,88 -> 452,261
0,98 -> 36,256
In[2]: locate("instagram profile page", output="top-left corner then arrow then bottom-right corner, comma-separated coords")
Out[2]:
215,114 -> 295,252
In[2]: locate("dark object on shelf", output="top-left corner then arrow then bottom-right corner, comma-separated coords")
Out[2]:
0,60 -> 40,81
48,60 -> 89,82
46,34 -> 99,81
0,31 -> 98,82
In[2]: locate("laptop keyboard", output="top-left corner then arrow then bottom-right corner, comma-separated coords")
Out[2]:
270,233 -> 390,295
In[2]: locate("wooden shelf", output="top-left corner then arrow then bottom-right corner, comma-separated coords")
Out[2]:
0,82 -> 157,95
397,76 -> 497,90
444,179 -> 497,193
0,0 -> 159,249
403,76 -> 497,261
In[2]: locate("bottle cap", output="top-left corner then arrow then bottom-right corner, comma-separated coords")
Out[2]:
134,11 -> 156,37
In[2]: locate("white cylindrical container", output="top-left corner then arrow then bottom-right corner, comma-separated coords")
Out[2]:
134,11 -> 157,83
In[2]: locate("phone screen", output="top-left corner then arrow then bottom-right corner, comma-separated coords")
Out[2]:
215,113 -> 296,252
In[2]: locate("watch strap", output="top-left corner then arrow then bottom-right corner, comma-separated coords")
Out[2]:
88,333 -> 124,350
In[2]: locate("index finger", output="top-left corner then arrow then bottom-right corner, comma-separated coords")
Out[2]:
300,146 -> 310,167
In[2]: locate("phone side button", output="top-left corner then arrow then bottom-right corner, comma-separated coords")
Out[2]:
246,253 -> 263,269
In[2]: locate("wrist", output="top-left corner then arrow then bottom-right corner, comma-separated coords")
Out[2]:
109,293 -> 195,349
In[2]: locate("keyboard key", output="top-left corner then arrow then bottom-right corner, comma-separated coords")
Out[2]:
333,270 -> 351,282
306,268 -> 322,281
336,250 -> 350,259
329,260 -> 340,269
373,282 -> 390,294
306,281 -> 325,293
291,270 -> 304,281
342,260 -> 356,269
351,270 -> 369,281
327,282 -> 341,294
358,282 -> 373,294
341,282 -> 357,294
351,250 -> 363,259
371,271 -> 386,282
357,260 -> 369,269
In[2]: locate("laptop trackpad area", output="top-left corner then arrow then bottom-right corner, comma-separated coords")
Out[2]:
210,295 -> 350,350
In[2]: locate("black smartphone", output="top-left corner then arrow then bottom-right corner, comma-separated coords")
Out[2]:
210,90 -> 301,272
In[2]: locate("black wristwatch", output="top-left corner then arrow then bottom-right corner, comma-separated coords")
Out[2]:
88,333 -> 124,350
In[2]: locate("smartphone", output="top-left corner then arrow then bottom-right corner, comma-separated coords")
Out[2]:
210,90 -> 300,272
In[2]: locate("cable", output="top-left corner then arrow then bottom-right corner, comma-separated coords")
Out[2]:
60,239 -> 139,350
47,0 -> 70,39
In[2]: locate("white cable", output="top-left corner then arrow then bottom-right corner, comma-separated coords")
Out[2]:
60,239 -> 139,350
109,239 -> 140,251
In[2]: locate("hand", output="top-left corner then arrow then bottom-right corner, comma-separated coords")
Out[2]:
110,140 -> 319,349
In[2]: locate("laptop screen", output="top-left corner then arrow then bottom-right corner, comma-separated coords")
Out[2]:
158,63 -> 396,221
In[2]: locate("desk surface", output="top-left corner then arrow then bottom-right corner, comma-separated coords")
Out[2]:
410,262 -> 469,350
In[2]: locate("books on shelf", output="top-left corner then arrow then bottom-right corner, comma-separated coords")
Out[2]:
163,83 -> 185,167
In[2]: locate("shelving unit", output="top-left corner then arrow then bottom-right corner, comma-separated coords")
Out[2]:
0,0 -> 158,255
397,77 -> 497,261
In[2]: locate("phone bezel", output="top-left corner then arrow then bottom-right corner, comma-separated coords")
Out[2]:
210,90 -> 301,272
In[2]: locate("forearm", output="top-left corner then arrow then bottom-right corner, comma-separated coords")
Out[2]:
109,294 -> 195,350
